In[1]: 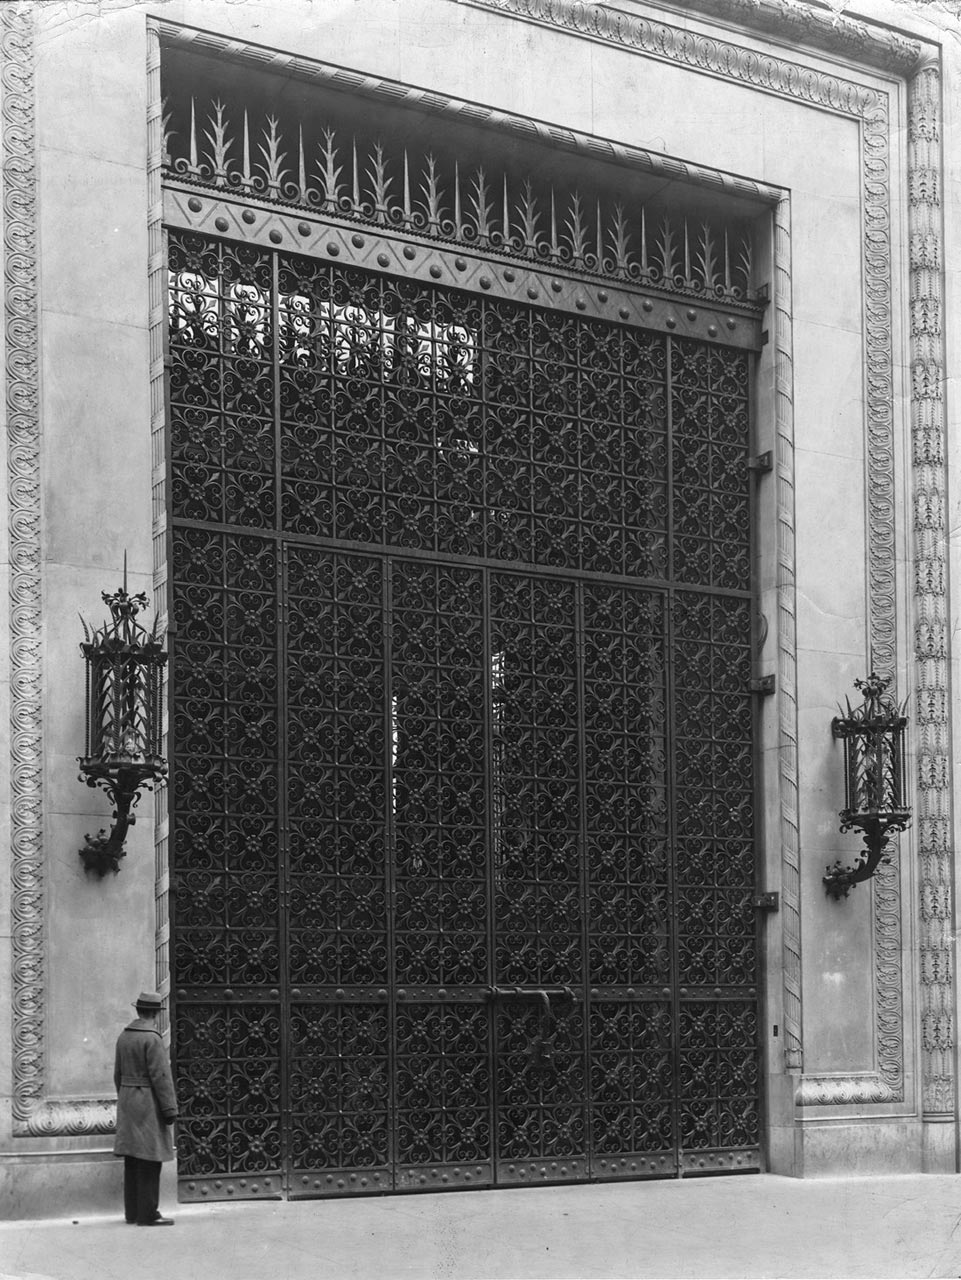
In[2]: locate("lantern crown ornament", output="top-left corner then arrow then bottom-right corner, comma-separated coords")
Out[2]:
78,570 -> 167,876
823,673 -> 910,900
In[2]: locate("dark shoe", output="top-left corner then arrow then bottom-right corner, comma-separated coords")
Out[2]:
138,1216 -> 175,1226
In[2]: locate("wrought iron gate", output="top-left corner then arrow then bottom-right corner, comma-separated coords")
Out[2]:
166,228 -> 760,1201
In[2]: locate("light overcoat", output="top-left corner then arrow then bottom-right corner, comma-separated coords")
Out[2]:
113,1019 -> 179,1163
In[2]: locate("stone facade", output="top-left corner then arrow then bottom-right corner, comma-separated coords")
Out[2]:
1,0 -> 959,1216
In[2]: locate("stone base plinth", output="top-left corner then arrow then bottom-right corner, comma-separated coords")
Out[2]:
793,1120 -> 925,1177
0,1152 -> 125,1220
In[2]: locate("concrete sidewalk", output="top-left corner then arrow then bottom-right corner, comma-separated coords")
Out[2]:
1,1173 -> 960,1280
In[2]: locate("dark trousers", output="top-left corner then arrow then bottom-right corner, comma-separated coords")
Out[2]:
123,1156 -> 162,1224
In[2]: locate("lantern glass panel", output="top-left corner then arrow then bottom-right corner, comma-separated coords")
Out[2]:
95,658 -> 149,761
80,586 -> 167,771
842,722 -> 906,823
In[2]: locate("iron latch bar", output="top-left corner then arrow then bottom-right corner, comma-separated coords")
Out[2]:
748,451 -> 773,474
486,986 -> 575,1001
487,986 -> 575,1067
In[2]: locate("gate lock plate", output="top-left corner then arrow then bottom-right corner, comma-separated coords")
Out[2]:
488,986 -> 575,1068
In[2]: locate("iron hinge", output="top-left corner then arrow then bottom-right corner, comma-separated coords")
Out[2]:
748,451 -> 773,474
756,283 -> 771,306
753,891 -> 779,912
750,674 -> 776,695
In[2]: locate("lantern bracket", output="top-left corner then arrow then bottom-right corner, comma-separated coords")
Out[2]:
77,572 -> 167,877
824,673 -> 910,901
78,765 -> 159,877
823,818 -> 908,901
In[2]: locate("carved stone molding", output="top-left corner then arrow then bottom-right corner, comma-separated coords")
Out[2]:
458,0 -> 895,111
908,63 -> 952,1117
459,0 -> 947,1109
147,21 -> 172,1031
3,2 -> 115,1138
772,196 -> 801,1072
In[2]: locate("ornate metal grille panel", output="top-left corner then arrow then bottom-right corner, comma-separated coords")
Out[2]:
167,227 -> 759,1200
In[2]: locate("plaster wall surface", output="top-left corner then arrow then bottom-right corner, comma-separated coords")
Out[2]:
1,0 -> 957,1215
34,3 -> 157,1105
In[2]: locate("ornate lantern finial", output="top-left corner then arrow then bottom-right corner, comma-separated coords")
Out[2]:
78,571 -> 167,876
823,673 -> 910,900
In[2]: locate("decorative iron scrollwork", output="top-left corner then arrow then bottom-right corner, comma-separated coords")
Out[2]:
168,230 -> 759,1194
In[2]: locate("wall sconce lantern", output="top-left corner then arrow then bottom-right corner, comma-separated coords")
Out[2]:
78,577 -> 167,876
824,673 -> 910,900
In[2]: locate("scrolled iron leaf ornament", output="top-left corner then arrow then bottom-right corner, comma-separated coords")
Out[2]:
824,673 -> 910,900
77,575 -> 167,876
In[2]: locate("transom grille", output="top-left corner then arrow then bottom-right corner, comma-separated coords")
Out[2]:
160,50 -> 766,311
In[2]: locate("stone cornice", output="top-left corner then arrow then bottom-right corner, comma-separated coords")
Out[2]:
459,0 -> 886,123
458,0 -> 931,77
669,0 -> 924,75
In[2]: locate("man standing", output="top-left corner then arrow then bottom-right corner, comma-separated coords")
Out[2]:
113,991 -> 179,1226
